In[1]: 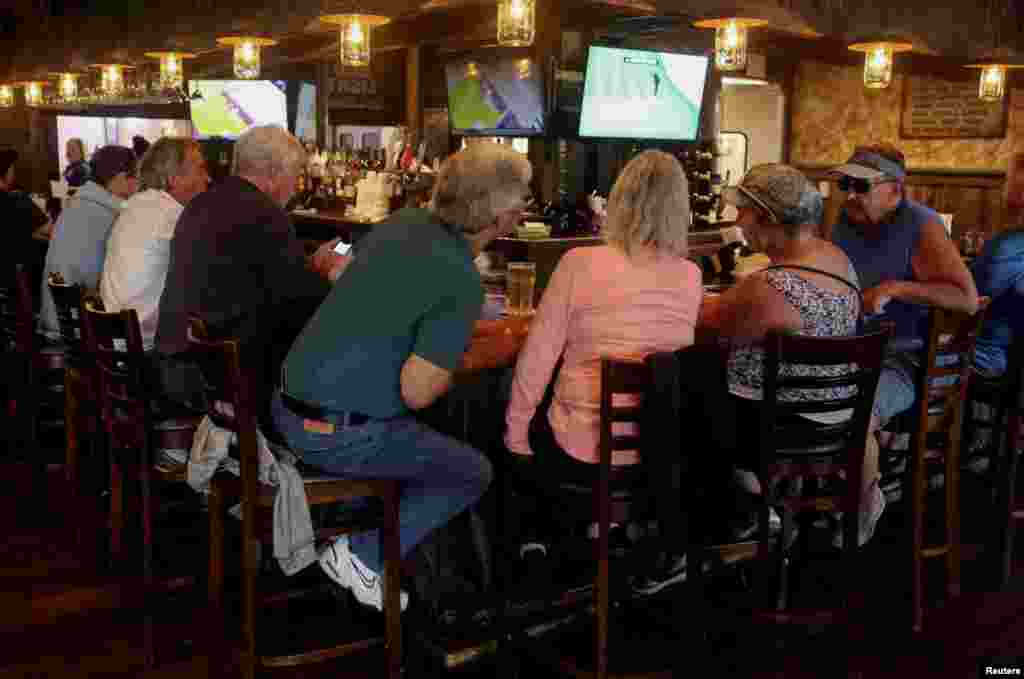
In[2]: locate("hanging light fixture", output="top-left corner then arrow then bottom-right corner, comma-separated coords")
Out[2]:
23,81 -> 43,107
55,72 -> 80,103
217,36 -> 277,79
466,62 -> 480,79
320,14 -> 390,70
93,64 -> 130,97
693,17 -> 768,72
0,85 -> 13,108
145,51 -> 195,90
965,49 -> 1024,103
848,40 -> 913,89
497,0 -> 535,47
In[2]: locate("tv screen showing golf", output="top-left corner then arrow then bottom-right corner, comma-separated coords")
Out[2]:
578,46 -> 708,141
445,56 -> 546,136
190,80 -> 288,139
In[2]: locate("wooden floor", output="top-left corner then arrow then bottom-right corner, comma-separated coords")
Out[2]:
3,458 -> 1023,679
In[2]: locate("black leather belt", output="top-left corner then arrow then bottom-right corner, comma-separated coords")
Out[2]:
280,391 -> 372,427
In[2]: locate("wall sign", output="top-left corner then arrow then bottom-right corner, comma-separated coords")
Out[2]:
328,51 -> 406,126
901,74 -> 1009,139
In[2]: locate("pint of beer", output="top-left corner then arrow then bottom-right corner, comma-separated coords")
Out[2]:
506,262 -> 536,316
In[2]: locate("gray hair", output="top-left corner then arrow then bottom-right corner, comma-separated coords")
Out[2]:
138,137 -> 199,193
602,150 -> 690,258
430,142 -> 532,234
727,163 -> 823,237
233,125 -> 306,178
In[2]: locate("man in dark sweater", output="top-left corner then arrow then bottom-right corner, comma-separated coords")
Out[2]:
154,125 -> 347,413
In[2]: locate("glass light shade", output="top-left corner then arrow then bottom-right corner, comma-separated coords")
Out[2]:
516,58 -> 531,80
235,41 -> 261,79
863,46 -> 894,89
498,0 -> 535,47
466,62 -> 480,78
978,65 -> 1007,102
101,65 -> 125,96
25,82 -> 43,106
715,20 -> 749,71
0,85 -> 13,108
59,74 -> 78,102
340,16 -> 371,68
158,53 -> 184,90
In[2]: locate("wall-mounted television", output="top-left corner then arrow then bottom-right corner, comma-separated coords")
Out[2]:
445,55 -> 546,136
578,46 -> 709,142
190,80 -> 288,139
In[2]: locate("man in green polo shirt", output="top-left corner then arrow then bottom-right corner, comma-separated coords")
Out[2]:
272,142 -> 532,612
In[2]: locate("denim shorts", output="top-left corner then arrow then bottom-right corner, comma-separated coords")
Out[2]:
873,350 -> 962,426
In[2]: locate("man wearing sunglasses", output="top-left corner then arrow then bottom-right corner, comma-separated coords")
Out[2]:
830,144 -> 978,447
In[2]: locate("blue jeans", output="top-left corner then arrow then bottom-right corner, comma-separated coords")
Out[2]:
271,390 -> 493,573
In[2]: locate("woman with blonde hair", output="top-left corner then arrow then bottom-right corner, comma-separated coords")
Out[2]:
503,149 -> 701,592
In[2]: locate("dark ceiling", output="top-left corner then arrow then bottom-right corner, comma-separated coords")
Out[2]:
1,0 -> 1023,83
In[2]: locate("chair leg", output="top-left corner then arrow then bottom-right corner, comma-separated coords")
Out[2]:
64,371 -> 81,546
382,482 -> 402,679
109,455 -> 124,564
945,438 -> 962,600
594,495 -> 610,679
206,486 -> 226,675
908,447 -> 926,634
240,521 -> 259,679
997,427 -> 1020,589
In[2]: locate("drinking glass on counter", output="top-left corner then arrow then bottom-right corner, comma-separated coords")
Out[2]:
506,262 -> 536,316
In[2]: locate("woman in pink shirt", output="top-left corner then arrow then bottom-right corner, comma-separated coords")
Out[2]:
504,150 -> 703,474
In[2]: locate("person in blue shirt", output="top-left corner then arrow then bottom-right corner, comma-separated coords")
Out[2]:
973,152 -> 1024,377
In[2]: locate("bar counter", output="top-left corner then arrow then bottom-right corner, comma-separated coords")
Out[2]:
290,208 -> 384,243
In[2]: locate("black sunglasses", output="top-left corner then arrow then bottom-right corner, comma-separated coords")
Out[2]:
838,176 -> 891,194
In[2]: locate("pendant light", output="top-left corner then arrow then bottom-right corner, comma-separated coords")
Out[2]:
965,49 -> 1024,103
693,17 -> 768,72
497,0 -> 535,47
217,36 -> 278,79
93,64 -> 130,97
320,14 -> 391,70
55,72 -> 80,103
24,81 -> 43,107
848,40 -> 913,89
0,85 -> 14,108
145,51 -> 195,90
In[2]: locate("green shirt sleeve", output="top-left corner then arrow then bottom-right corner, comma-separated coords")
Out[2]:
411,274 -> 483,372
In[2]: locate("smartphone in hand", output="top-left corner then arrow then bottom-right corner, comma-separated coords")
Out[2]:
334,241 -> 352,256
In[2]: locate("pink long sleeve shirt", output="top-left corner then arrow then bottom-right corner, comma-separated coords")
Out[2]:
504,245 -> 703,466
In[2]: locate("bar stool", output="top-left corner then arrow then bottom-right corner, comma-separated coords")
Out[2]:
987,334 -> 1024,589
1,264 -> 65,494
901,302 -> 989,633
499,352 -> 685,679
46,273 -> 96,541
187,317 -> 402,679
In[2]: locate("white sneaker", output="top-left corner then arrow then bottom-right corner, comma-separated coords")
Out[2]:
319,536 -> 409,612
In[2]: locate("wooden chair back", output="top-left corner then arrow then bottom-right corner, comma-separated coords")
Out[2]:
46,272 -> 87,368
0,264 -> 36,357
913,299 -> 991,435
761,325 -> 892,462
186,316 -> 262,507
80,297 -> 150,450
992,329 -> 1024,588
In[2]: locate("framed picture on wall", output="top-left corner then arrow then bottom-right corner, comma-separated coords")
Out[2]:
901,74 -> 1009,139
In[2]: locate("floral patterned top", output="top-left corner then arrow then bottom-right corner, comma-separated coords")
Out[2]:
727,266 -> 860,415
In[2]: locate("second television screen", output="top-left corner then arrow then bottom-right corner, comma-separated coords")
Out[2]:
445,56 -> 545,136
578,46 -> 708,142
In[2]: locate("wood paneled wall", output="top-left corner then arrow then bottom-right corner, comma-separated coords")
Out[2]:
801,167 -> 1007,242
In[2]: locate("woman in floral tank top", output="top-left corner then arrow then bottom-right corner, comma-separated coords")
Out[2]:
701,164 -> 885,548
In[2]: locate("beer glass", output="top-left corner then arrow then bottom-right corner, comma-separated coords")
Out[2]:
506,262 -> 536,316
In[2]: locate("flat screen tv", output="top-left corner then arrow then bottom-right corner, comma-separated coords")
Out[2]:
578,46 -> 709,142
445,55 -> 546,136
190,80 -> 288,139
